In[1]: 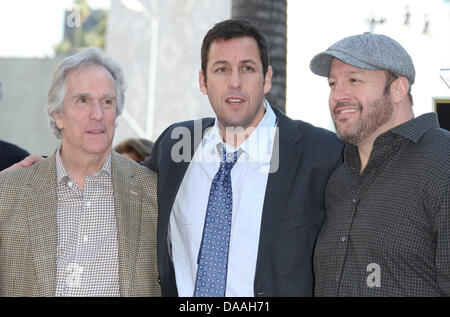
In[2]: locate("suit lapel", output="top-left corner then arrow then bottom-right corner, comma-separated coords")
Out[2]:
111,152 -> 141,296
160,118 -> 215,225
254,108 -> 304,294
26,154 -> 58,296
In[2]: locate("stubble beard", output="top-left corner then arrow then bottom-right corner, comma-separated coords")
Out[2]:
333,94 -> 394,145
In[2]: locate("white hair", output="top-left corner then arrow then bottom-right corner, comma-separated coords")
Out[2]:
46,47 -> 126,138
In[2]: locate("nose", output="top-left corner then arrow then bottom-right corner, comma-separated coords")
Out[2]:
89,99 -> 104,121
330,81 -> 351,103
229,69 -> 241,89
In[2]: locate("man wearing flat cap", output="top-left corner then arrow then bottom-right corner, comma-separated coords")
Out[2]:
310,32 -> 450,296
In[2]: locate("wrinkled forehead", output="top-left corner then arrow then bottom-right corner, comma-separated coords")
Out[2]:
64,64 -> 117,94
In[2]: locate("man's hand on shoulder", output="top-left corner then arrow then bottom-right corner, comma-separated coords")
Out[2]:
1,154 -> 43,172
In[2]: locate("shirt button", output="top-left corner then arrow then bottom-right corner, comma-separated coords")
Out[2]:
352,198 -> 357,203
83,235 -> 88,242
86,201 -> 91,207
341,236 -> 347,242
67,181 -> 73,188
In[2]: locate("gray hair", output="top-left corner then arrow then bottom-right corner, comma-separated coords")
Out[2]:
46,47 -> 126,138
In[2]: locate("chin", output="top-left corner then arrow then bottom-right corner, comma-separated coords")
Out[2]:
84,144 -> 111,156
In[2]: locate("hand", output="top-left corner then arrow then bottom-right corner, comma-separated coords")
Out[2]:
2,154 -> 43,172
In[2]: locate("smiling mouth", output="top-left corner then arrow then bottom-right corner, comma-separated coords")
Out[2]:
86,129 -> 105,134
337,108 -> 358,114
226,97 -> 245,105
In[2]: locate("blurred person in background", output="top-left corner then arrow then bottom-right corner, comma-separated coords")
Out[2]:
114,138 -> 154,162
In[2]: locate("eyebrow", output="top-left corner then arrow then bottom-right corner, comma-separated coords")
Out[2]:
240,59 -> 258,65
73,93 -> 90,99
72,93 -> 116,99
211,59 -> 258,66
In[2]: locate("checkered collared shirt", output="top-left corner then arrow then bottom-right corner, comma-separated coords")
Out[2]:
54,149 -> 120,297
314,113 -> 450,296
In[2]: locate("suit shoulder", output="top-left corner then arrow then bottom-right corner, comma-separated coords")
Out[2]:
112,151 -> 157,182
0,159 -> 43,188
158,117 -> 215,139
292,119 -> 343,150
294,119 -> 337,138
0,160 -> 46,210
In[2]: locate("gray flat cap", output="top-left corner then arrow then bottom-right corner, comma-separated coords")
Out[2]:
310,32 -> 415,85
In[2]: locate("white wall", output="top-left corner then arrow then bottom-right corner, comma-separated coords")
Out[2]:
286,0 -> 450,131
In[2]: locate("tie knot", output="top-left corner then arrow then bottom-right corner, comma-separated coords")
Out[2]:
220,147 -> 239,170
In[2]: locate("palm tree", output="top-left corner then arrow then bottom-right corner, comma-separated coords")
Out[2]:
232,0 -> 287,113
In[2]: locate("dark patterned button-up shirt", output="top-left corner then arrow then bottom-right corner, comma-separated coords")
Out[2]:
314,113 -> 450,296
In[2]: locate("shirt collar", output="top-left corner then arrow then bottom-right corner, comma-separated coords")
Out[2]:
343,112 -> 441,174
389,112 -> 440,143
55,146 -> 112,184
203,99 -> 277,163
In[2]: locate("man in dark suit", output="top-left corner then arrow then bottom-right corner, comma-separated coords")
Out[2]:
0,140 -> 29,171
143,19 -> 343,297
0,81 -> 30,171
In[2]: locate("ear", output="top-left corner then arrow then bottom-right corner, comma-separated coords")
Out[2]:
390,77 -> 409,104
53,112 -> 64,130
199,70 -> 208,95
263,65 -> 273,94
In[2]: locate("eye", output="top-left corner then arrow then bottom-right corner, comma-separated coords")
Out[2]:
350,77 -> 361,83
328,81 -> 336,88
100,97 -> 115,108
214,67 -> 227,73
242,65 -> 255,72
79,96 -> 88,103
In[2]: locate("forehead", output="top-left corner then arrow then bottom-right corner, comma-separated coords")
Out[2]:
329,58 -> 386,80
207,36 -> 261,64
65,64 -> 116,91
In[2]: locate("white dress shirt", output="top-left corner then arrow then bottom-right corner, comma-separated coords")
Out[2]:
170,101 -> 277,296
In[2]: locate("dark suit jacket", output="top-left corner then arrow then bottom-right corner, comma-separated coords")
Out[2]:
0,140 -> 29,171
144,107 -> 343,297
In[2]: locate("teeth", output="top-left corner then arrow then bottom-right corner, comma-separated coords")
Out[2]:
227,98 -> 242,102
339,109 -> 358,114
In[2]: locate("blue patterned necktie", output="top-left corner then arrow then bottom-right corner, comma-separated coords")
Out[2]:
194,147 -> 239,297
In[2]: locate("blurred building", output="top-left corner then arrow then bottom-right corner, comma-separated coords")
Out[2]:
106,0 -> 231,145
0,56 -> 65,155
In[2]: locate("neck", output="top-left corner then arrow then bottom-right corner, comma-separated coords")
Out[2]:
59,146 -> 110,190
220,125 -> 255,147
220,103 -> 267,147
357,105 -> 414,173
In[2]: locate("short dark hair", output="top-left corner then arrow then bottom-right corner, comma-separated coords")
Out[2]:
201,19 -> 270,82
384,71 -> 413,105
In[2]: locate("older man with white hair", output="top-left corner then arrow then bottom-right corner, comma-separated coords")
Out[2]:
0,47 -> 161,297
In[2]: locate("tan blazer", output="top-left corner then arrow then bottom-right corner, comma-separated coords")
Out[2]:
0,151 -> 161,296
